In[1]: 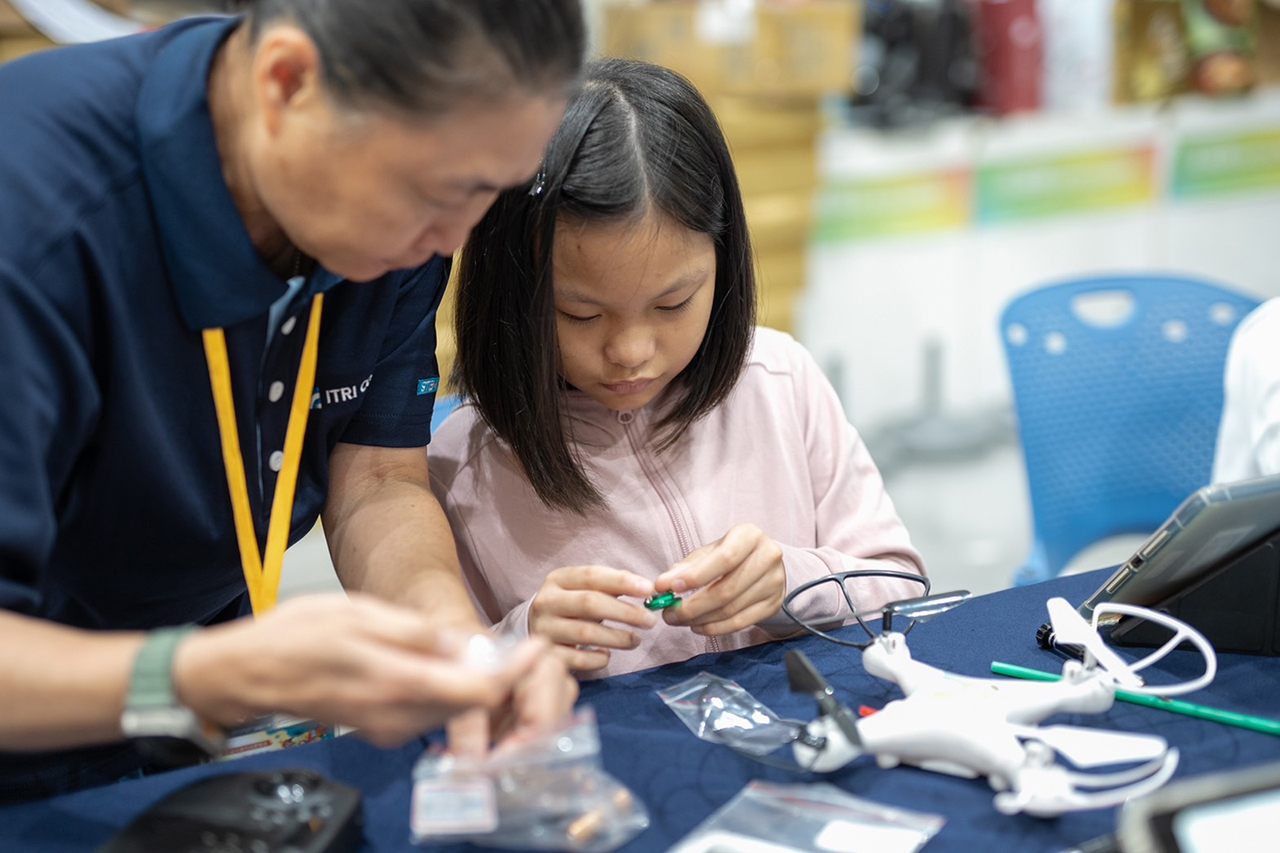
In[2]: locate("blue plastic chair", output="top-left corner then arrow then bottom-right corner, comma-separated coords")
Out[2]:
1000,275 -> 1261,586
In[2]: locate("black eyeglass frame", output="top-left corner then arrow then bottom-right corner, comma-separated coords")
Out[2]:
781,569 -> 932,649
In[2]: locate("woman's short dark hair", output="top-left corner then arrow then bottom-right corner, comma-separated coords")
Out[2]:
455,57 -> 757,513
237,0 -> 585,117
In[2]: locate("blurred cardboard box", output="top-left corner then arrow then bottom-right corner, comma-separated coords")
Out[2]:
434,266 -> 460,393
0,0 -> 53,62
734,142 -> 818,195
756,246 -> 806,297
0,0 -> 38,35
710,94 -> 825,147
744,190 -> 815,251
0,35 -> 53,61
756,246 -> 808,334
603,0 -> 860,98
759,294 -> 797,334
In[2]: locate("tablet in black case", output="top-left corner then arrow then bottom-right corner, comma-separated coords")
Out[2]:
1077,474 -> 1280,657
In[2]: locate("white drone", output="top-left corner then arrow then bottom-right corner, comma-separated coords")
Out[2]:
786,593 -> 1218,817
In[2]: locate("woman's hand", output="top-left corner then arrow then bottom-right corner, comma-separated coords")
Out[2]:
172,593 -> 569,749
656,523 -> 786,636
527,566 -> 656,671
446,648 -> 578,757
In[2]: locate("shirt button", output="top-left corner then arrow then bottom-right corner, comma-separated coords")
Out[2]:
618,411 -> 634,424
268,381 -> 285,403
280,316 -> 297,336
268,451 -> 285,472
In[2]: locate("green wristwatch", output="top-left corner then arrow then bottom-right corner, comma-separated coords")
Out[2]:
120,626 -> 225,763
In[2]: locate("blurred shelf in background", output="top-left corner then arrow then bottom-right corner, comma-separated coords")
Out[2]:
601,0 -> 863,336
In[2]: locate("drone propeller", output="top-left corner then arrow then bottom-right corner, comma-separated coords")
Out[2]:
1011,723 -> 1168,769
996,750 -> 1180,817
1045,597 -> 1145,689
1092,602 -> 1217,696
784,650 -> 862,747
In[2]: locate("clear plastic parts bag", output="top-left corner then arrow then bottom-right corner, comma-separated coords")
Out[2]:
667,780 -> 945,853
658,672 -> 806,757
409,707 -> 648,852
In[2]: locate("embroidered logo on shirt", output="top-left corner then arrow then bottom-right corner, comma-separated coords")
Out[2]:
417,378 -> 440,396
311,374 -> 373,410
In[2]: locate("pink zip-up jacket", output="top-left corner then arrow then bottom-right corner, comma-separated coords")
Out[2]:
428,327 -> 926,678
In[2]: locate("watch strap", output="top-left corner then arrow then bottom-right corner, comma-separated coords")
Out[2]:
121,626 -> 225,759
126,625 -> 199,710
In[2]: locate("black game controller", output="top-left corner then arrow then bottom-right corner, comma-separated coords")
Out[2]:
97,768 -> 363,853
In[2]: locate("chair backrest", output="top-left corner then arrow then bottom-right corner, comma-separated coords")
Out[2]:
1000,274 -> 1261,585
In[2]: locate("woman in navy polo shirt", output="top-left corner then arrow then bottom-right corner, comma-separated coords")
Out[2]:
0,0 -> 582,800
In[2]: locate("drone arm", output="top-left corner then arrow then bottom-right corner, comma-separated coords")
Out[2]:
999,662 -> 1118,725
860,633 -> 944,696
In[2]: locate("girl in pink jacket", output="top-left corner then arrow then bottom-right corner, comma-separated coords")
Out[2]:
429,58 -> 926,678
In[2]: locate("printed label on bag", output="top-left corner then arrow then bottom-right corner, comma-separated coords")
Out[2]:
410,777 -> 498,836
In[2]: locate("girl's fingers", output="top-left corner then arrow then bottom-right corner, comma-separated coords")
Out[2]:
658,525 -> 763,593
550,643 -> 611,672
538,614 -> 643,651
551,565 -> 654,599
538,586 -> 656,629
692,597 -> 783,637
666,544 -> 784,630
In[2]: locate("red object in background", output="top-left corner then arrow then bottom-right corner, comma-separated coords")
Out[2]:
972,0 -> 1044,115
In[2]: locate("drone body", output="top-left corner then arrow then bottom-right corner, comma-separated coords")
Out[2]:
789,597 -> 1216,816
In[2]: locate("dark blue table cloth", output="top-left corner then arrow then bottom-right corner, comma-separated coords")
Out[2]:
4,569 -> 1279,852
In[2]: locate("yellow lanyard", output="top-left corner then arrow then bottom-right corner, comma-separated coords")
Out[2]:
202,294 -> 324,617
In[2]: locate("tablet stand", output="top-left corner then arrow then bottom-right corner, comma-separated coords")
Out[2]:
1110,530 -> 1280,657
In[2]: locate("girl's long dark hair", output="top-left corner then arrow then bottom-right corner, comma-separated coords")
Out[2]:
454,58 -> 756,513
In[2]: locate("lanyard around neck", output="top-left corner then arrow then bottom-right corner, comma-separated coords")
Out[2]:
202,293 -> 324,617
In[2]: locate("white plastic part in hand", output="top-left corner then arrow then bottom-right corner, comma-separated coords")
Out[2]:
460,633 -> 522,674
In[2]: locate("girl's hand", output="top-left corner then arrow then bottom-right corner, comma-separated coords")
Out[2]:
656,524 -> 786,636
527,566 -> 656,671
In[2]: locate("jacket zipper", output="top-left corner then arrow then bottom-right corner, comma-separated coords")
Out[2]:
620,412 -> 720,653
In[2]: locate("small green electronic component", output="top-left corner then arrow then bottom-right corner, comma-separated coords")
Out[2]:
644,592 -> 681,610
